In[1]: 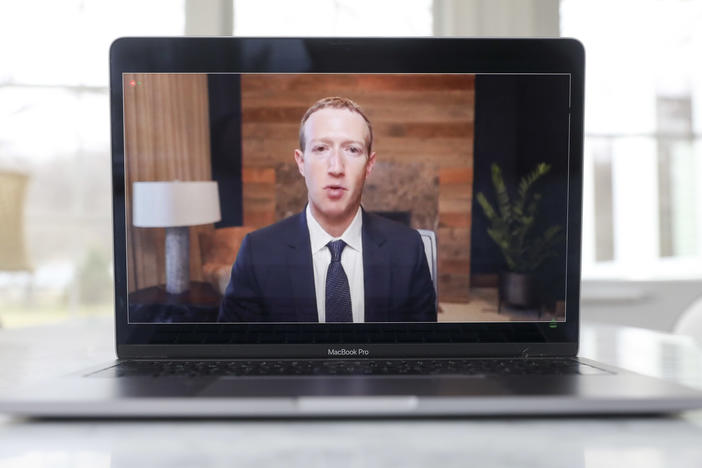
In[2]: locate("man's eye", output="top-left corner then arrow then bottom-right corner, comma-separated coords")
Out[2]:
312,145 -> 327,152
347,146 -> 361,154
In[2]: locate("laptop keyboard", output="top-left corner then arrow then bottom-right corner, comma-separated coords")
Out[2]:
95,358 -> 609,378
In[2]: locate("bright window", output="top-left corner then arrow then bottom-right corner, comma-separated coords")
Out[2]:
0,0 -> 184,327
561,0 -> 702,279
233,0 -> 432,36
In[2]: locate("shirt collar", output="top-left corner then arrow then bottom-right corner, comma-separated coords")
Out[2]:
306,205 -> 363,254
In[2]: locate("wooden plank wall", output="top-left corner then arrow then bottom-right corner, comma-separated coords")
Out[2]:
240,75 -> 474,302
123,73 -> 214,292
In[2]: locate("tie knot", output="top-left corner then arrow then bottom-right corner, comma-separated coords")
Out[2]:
327,240 -> 346,262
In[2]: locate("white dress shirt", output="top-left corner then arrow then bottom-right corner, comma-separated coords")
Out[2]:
306,205 -> 365,323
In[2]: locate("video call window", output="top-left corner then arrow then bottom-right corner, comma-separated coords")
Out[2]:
122,73 -> 571,325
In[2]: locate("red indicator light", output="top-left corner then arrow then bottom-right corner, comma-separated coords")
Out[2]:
129,79 -> 137,87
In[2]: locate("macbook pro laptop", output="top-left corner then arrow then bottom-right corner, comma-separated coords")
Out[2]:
2,37 -> 701,417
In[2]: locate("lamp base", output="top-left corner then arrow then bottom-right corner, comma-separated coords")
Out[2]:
165,226 -> 190,294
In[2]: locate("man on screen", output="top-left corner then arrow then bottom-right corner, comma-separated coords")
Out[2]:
218,97 -> 436,323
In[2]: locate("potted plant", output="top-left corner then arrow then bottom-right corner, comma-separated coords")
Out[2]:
476,162 -> 563,308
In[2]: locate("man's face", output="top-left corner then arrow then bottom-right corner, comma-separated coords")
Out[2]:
294,108 -> 376,225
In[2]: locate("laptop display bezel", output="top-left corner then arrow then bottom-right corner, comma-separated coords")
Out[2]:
110,37 -> 584,358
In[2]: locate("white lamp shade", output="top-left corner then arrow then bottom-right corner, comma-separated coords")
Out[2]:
132,181 -> 222,227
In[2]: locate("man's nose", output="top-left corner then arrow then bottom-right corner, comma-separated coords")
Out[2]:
327,148 -> 344,175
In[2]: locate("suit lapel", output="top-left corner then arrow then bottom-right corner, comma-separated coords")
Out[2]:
362,210 -> 391,322
285,211 -> 318,323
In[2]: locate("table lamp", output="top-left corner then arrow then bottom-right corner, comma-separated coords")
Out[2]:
132,181 -> 221,294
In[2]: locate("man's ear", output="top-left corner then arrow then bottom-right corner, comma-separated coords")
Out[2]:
365,151 -> 376,177
294,149 -> 305,176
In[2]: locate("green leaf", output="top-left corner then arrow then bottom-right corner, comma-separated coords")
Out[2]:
491,164 -> 512,225
476,192 -> 496,221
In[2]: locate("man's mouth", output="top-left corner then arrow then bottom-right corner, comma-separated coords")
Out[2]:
324,185 -> 346,199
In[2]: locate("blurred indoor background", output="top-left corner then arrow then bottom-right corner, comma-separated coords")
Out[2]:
1,0 -> 701,331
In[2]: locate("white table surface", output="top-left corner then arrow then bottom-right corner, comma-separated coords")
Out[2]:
1,316 -> 702,468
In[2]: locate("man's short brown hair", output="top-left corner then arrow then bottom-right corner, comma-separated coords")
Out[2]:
298,96 -> 373,154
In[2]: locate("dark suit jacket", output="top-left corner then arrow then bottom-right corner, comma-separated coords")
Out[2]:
218,209 -> 437,322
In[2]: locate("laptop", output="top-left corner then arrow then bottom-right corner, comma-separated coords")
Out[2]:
1,37 -> 701,417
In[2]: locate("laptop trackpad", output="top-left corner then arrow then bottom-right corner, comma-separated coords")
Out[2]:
200,376 -> 507,397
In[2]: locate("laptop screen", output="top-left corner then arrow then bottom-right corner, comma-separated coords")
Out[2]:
122,71 -> 570,326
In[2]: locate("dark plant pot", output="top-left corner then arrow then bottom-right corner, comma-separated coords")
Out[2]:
499,271 -> 537,308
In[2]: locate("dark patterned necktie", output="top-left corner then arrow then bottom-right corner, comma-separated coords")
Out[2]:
325,240 -> 352,323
